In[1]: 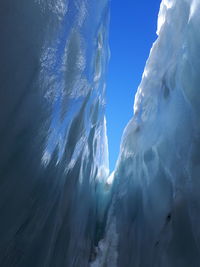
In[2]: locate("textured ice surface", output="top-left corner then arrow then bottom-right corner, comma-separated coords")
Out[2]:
1,0 -> 200,266
0,0 -> 109,266
98,0 -> 200,266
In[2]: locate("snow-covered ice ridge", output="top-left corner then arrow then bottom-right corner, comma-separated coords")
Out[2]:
97,0 -> 200,266
0,0 -> 110,266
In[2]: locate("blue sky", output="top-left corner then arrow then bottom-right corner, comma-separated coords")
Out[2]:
106,0 -> 161,171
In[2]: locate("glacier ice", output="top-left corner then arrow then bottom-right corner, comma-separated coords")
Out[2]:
98,0 -> 200,266
0,0 -> 110,266
1,0 -> 200,266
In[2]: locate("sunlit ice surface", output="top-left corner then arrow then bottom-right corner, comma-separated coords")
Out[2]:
98,0 -> 200,266
1,0 -> 200,266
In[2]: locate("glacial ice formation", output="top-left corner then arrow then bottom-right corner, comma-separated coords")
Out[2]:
0,0 -> 110,266
96,0 -> 200,266
1,0 -> 200,266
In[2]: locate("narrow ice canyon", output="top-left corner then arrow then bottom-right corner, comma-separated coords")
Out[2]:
0,0 -> 200,267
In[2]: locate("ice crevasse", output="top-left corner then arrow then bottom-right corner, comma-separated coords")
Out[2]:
0,0 -> 200,267
0,0 -> 110,266
96,0 -> 200,266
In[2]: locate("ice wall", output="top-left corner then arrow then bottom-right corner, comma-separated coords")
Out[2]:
0,1 -> 110,266
98,0 -> 200,266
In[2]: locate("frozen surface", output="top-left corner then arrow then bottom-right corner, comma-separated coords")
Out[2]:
0,0 -> 109,266
97,0 -> 200,266
1,0 -> 200,266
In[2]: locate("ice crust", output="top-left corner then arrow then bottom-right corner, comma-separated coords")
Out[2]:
98,0 -> 200,266
0,0 -> 110,266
